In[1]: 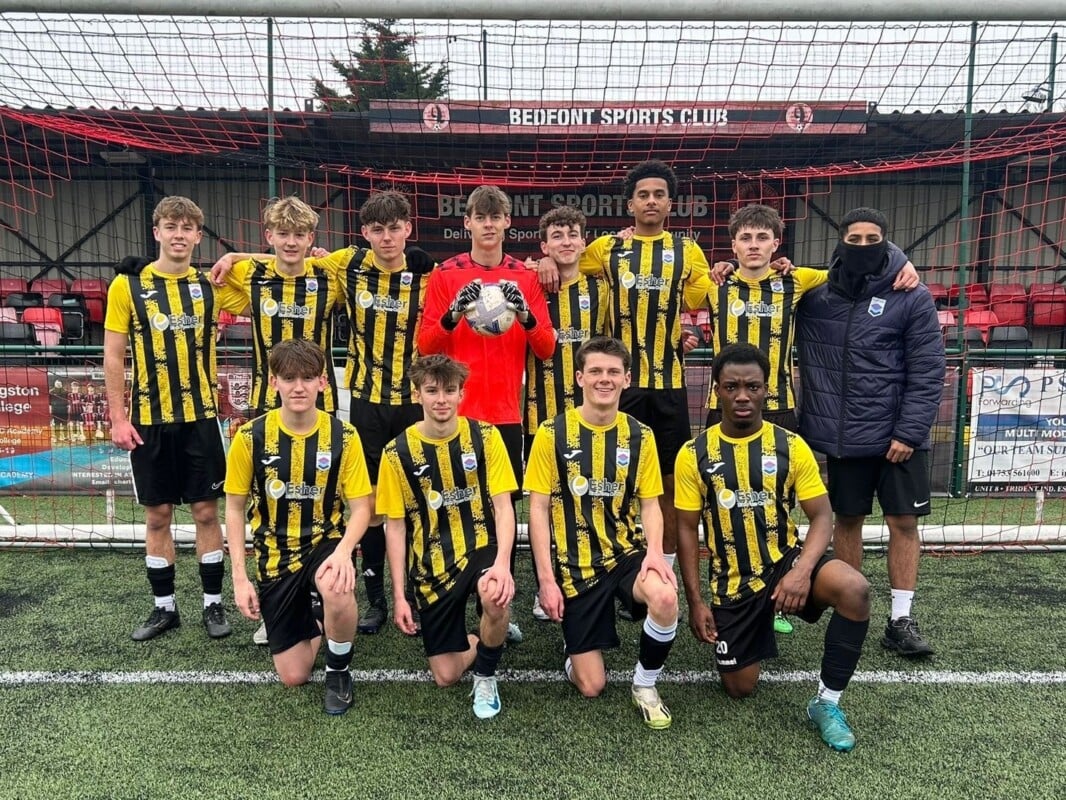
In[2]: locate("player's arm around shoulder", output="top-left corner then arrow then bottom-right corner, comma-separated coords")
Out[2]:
681,238 -> 712,310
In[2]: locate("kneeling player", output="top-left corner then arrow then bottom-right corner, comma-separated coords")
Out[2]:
526,336 -> 679,729
378,355 -> 517,719
225,340 -> 372,715
675,343 -> 871,752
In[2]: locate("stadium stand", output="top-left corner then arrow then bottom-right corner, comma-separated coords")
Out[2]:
962,308 -> 1000,343
3,291 -> 44,318
988,283 -> 1028,326
21,307 -> 64,347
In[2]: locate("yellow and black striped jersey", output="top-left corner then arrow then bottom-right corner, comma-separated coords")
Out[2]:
580,232 -> 710,390
524,273 -> 611,433
524,409 -> 663,599
376,418 -> 517,606
104,265 -> 247,425
336,247 -> 433,405
673,422 -> 826,606
224,409 -> 371,582
217,253 -> 348,414
707,267 -> 827,411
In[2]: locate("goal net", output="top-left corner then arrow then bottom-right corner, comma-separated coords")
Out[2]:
0,15 -> 1064,547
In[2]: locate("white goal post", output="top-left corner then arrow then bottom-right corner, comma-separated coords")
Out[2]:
2,1 -> 1063,21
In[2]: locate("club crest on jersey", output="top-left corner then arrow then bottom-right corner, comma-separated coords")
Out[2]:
189,284 -> 203,301
868,297 -> 886,317
762,457 -> 778,475
616,448 -> 630,467
306,278 -> 319,293
663,251 -> 675,264
461,452 -> 477,471
400,272 -> 413,286
316,451 -> 332,470
771,279 -> 784,293
579,295 -> 591,311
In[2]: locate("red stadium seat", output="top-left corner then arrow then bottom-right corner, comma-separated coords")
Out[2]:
1030,283 -> 1066,327
937,309 -> 957,330
948,283 -> 989,310
70,278 -> 109,324
30,277 -> 71,298
0,277 -> 27,303
988,282 -> 1028,326
926,282 -> 949,309
962,309 -> 999,343
21,306 -> 64,346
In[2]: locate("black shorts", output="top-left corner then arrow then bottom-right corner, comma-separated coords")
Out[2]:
711,548 -> 833,673
348,397 -> 423,481
619,387 -> 689,475
258,537 -> 340,656
495,422 -> 525,489
705,407 -> 799,434
130,418 -> 226,507
561,550 -> 648,656
827,450 -> 932,517
418,546 -> 497,658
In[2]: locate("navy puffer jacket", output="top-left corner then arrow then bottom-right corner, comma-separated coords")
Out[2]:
795,243 -> 945,458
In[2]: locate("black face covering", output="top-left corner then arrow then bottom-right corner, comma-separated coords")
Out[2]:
833,240 -> 888,297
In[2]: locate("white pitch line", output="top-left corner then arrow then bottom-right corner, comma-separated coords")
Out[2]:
1,668 -> 1064,686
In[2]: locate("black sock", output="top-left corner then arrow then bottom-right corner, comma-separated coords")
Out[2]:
638,626 -> 675,672
473,640 -> 504,678
147,564 -> 176,599
325,643 -> 352,671
198,560 -> 224,597
821,612 -> 870,692
360,524 -> 386,603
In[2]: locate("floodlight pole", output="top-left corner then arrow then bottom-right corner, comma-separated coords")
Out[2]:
1047,33 -> 1058,113
267,17 -> 277,198
951,21 -> 978,498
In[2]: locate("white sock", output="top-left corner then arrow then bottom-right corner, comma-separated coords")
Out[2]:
203,594 -> 222,608
564,657 -> 574,684
663,552 -> 676,568
154,594 -> 176,612
817,679 -> 843,705
633,663 -> 662,688
890,589 -> 914,621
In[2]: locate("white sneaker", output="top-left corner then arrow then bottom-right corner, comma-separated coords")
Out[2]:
471,675 -> 501,719
506,622 -> 524,644
252,621 -> 268,646
632,684 -> 672,730
532,593 -> 550,622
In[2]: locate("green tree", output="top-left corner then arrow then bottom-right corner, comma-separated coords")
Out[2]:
313,19 -> 448,112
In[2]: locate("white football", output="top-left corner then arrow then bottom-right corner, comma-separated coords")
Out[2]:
465,283 -> 517,337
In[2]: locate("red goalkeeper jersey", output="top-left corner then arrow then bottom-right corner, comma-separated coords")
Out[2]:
418,253 -> 556,425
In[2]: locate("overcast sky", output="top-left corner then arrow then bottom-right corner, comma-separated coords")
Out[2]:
0,16 -> 1062,114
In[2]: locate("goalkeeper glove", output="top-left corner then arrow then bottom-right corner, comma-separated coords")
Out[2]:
443,279 -> 482,330
500,280 -> 537,329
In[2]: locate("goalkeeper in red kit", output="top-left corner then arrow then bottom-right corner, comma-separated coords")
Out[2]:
418,184 -> 556,644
